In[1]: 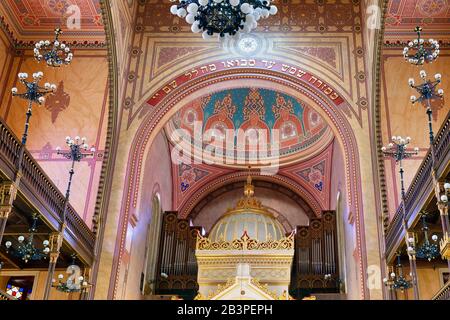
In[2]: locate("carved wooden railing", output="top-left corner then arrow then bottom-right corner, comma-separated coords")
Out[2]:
385,111 -> 450,260
0,289 -> 16,300
432,281 -> 450,300
0,118 -> 95,264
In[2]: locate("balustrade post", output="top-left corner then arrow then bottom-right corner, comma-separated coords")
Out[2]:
406,231 -> 420,300
0,182 -> 18,246
43,232 -> 63,300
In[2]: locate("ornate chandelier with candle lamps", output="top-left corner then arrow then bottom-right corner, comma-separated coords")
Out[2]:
169,0 -> 278,39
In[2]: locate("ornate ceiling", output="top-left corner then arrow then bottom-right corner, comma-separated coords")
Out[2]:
165,88 -> 333,168
0,0 -> 106,43
385,0 -> 450,41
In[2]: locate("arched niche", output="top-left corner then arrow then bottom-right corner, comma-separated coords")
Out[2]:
106,66 -> 367,299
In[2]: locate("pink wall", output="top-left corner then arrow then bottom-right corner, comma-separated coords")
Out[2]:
193,186 -> 310,233
329,139 -> 359,299
119,131 -> 173,299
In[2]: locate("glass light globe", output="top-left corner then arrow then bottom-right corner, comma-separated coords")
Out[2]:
441,195 -> 448,202
79,276 -> 84,281
170,4 -> 178,14
90,147 -> 96,153
177,8 -> 187,18
431,234 -> 438,241
444,182 -> 450,190
435,73 -> 442,80
185,14 -> 196,24
11,87 -> 18,94
390,272 -> 395,278
241,3 -> 251,14
58,274 -> 64,280
38,97 -> 45,104
44,247 -> 50,253
419,70 -> 426,78
269,5 -> 278,15
43,240 -> 49,246
438,89 -> 444,96
18,236 -> 25,242
410,95 -> 416,102
5,241 -> 12,248
408,78 -> 414,86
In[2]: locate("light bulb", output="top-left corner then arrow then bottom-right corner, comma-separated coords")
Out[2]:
191,21 -> 201,33
390,272 -> 395,278
177,8 -> 187,18
414,147 -> 419,153
5,241 -> 11,248
170,4 -> 178,14
75,136 -> 80,141
198,0 -> 208,5
50,84 -> 57,91
441,195 -> 448,202
18,236 -> 25,242
269,5 -> 278,15
230,0 -> 239,6
43,240 -> 49,246
410,95 -> 417,102
437,89 -> 444,96
187,2 -> 198,13
406,136 -> 411,142
431,234 -> 438,242
435,73 -> 442,80
420,70 -> 426,78
66,136 -> 71,141
408,78 -> 414,86
241,3 -> 251,14
79,276 -> 84,281
82,137 -> 87,142
44,247 -> 50,254
58,274 -> 64,280
38,97 -> 45,104
11,87 -> 18,94
444,182 -> 450,190
185,14 -> 195,24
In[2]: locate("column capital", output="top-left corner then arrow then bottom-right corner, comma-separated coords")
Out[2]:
0,182 -> 18,219
49,232 -> 63,253
438,202 -> 448,216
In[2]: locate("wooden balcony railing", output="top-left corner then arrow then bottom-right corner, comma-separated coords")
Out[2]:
385,111 -> 450,260
0,118 -> 95,265
432,281 -> 450,300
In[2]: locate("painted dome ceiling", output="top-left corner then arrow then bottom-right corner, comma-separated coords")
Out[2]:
165,88 -> 333,167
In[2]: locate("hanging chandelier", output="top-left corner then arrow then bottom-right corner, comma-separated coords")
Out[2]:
52,255 -> 90,293
384,254 -> 412,292
169,0 -> 278,39
34,28 -> 73,67
4,214 -> 50,263
403,26 -> 440,65
415,213 -> 440,261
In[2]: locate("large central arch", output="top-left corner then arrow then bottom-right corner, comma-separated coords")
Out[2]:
106,63 -> 368,299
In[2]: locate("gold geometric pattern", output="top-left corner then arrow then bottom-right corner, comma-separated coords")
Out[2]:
196,231 -> 294,251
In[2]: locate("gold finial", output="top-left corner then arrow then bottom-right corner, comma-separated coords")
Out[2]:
243,166 -> 254,198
